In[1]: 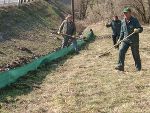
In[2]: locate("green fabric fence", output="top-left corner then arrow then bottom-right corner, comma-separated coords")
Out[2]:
0,31 -> 95,89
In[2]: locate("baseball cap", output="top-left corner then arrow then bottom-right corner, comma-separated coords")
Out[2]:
123,7 -> 131,13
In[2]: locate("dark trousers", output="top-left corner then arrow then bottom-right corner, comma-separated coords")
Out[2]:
112,34 -> 119,45
61,36 -> 69,48
117,42 -> 141,71
61,36 -> 78,52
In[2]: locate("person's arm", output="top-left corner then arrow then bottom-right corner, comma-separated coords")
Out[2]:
118,22 -> 124,41
114,23 -> 124,47
134,18 -> 143,33
58,20 -> 65,34
106,22 -> 112,28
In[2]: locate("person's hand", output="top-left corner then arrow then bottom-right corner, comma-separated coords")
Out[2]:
134,28 -> 140,33
114,44 -> 119,48
114,39 -> 120,48
57,31 -> 60,34
117,39 -> 121,45
105,23 -> 109,27
72,35 -> 76,38
114,43 -> 119,49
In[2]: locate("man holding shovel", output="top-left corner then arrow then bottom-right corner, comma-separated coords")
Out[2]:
115,7 -> 143,71
57,14 -> 79,54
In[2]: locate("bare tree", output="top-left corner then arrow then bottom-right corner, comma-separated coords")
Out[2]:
120,0 -> 150,23
79,0 -> 89,19
113,0 -> 150,23
74,0 -> 150,23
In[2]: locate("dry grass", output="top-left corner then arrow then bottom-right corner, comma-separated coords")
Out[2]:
0,24 -> 150,113
0,0 -> 63,66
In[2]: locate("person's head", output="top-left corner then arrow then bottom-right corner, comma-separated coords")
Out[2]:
123,7 -> 132,20
113,16 -> 118,21
65,14 -> 73,22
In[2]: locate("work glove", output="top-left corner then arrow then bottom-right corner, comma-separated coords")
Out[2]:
105,23 -> 110,28
57,31 -> 60,34
134,28 -> 140,33
114,39 -> 121,48
117,39 -> 121,45
71,35 -> 76,39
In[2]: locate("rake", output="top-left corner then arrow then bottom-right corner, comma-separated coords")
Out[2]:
99,31 -> 136,57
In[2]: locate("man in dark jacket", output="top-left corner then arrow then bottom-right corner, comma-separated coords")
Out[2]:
115,7 -> 143,71
57,14 -> 79,53
106,16 -> 121,47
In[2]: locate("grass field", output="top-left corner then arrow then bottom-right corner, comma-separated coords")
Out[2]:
0,22 -> 149,113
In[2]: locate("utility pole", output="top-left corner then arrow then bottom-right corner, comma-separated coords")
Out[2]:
71,0 -> 75,22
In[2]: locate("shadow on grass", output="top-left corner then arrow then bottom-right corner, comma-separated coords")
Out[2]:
0,54 -> 70,104
0,37 -> 94,107
0,42 -> 87,104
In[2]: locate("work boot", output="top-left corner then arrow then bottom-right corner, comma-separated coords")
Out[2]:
115,66 -> 124,71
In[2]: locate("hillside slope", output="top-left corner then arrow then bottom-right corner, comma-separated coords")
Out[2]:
0,0 -> 67,66
0,24 -> 149,113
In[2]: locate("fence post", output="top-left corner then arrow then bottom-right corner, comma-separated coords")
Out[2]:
18,0 -> 21,6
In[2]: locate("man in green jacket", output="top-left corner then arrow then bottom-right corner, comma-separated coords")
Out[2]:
57,14 -> 79,53
106,16 -> 121,47
115,7 -> 143,71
